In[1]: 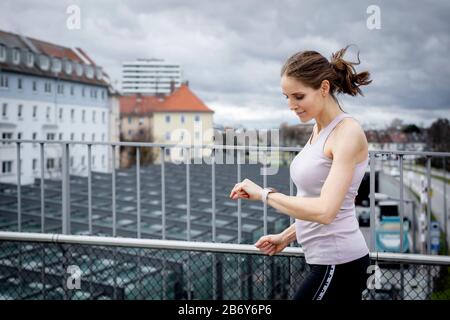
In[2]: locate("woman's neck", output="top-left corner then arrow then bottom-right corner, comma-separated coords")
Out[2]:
315,99 -> 344,132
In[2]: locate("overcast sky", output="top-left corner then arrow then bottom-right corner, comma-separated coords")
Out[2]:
1,0 -> 449,129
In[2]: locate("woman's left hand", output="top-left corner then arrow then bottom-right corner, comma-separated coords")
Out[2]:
229,178 -> 263,201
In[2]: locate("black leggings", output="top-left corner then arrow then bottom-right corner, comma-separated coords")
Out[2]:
293,254 -> 370,301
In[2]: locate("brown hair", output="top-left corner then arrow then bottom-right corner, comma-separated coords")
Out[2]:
280,45 -> 372,101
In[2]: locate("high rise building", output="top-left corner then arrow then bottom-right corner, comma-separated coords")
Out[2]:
121,58 -> 182,95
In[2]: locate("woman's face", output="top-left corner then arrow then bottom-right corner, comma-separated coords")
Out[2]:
280,75 -> 324,123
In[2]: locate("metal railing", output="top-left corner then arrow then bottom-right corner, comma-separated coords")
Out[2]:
0,231 -> 449,300
1,140 -> 449,254
1,140 -> 449,252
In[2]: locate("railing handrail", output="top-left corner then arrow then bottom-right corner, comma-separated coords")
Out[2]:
1,139 -> 450,157
1,231 -> 449,265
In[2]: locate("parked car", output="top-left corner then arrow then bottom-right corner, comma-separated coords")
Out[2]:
358,208 -> 370,227
389,167 -> 400,177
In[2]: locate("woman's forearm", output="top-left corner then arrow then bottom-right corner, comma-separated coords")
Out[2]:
266,192 -> 330,225
280,223 -> 297,244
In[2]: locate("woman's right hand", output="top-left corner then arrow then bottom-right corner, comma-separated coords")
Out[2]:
254,233 -> 289,256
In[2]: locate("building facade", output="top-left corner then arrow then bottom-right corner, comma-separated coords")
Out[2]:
0,30 -> 112,184
121,59 -> 182,95
119,84 -> 214,167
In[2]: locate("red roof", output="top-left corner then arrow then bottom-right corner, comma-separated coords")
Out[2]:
158,84 -> 213,112
120,95 -> 165,115
120,84 -> 214,115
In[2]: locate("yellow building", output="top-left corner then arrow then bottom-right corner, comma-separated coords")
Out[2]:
119,84 -> 214,166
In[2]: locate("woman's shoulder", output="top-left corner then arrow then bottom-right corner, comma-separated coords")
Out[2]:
333,116 -> 368,147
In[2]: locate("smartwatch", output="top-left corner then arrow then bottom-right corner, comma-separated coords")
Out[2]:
261,187 -> 276,204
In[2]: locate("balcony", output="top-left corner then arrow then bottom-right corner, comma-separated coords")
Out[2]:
0,139 -> 449,300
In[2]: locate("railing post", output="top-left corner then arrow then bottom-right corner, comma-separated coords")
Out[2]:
237,149 -> 242,244
426,157 -> 432,254
16,142 -> 21,232
161,146 -> 166,240
399,155 -> 404,252
40,143 -> 45,233
211,148 -> 217,300
62,143 -> 71,235
369,152 -> 376,252
112,145 -> 117,237
87,144 -> 92,235
186,146 -> 191,241
136,147 -> 141,239
443,157 -> 448,255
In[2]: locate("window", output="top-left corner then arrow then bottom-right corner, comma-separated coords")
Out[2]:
70,133 -> 74,141
33,106 -> 37,118
44,82 -> 52,93
46,158 -> 55,170
70,109 -> 74,121
58,158 -> 62,169
17,78 -> 22,90
64,60 -> 73,75
70,85 -> 74,96
165,148 -> 171,157
32,159 -> 37,171
46,107 -> 51,120
2,161 -> 12,174
128,129 -> 132,135
165,132 -> 171,141
17,105 -> 22,118
180,149 -> 184,157
81,156 -> 85,166
32,81 -> 37,92
46,133 -> 55,140
59,108 -> 63,120
25,51 -> 34,67
195,114 -> 200,122
2,103 -> 7,117
57,84 -> 64,95
0,75 -> 8,88
12,49 -> 20,65
181,114 -> 185,124
102,133 -> 105,142
102,112 -> 105,124
2,132 -> 12,141
59,133 -> 63,140
32,132 -> 37,140
81,133 -> 85,141
165,115 -> 171,123
92,156 -> 96,166
92,111 -> 96,123
180,132 -> 184,141
0,45 -> 6,62
102,90 -> 105,100
17,132 -> 22,140
128,117 -> 132,124
70,156 -> 74,168
82,110 -> 86,122
102,155 -> 105,167
82,87 -> 85,97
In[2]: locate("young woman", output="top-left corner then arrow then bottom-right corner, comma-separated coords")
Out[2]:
229,45 -> 372,301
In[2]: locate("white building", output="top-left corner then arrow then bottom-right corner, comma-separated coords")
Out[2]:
0,30 -> 113,184
121,59 -> 182,95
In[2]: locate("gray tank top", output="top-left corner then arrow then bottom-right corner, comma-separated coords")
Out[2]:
290,113 -> 369,265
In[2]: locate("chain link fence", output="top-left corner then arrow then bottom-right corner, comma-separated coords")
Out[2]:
0,240 -> 449,300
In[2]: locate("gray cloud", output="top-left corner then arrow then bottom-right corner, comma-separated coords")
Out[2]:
1,0 -> 449,128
